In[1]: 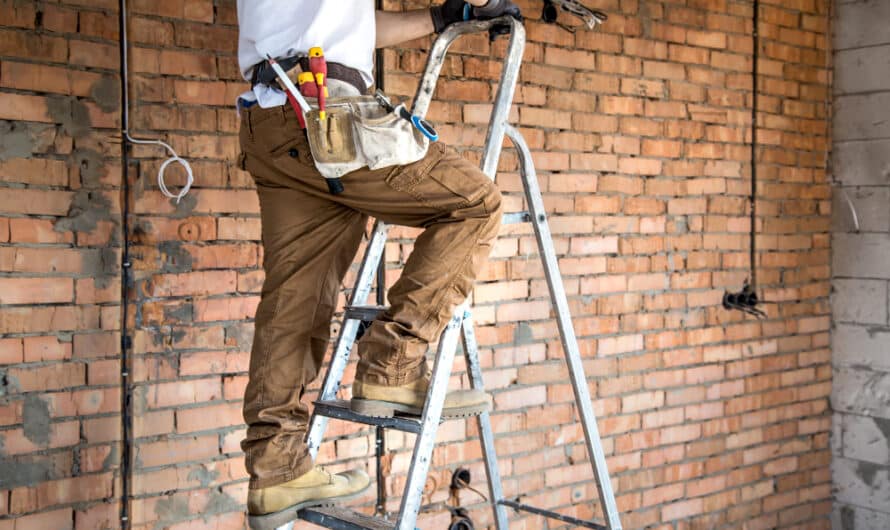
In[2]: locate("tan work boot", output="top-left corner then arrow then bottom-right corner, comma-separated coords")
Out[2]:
351,372 -> 491,418
247,466 -> 370,530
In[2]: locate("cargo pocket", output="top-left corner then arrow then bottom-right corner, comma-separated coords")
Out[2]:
384,143 -> 491,212
351,101 -> 428,170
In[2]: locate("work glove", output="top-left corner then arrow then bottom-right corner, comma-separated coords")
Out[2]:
472,0 -> 522,20
473,0 -> 523,40
431,0 -> 523,38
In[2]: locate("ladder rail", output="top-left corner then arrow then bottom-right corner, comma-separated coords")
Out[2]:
505,125 -> 622,530
461,315 -> 510,529
411,17 -> 526,181
395,304 -> 469,530
306,221 -> 390,458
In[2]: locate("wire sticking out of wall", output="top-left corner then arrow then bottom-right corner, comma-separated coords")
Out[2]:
126,136 -> 194,203
118,0 -> 194,204
723,0 -> 766,319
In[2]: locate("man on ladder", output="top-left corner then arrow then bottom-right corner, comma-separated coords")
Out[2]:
235,1 -> 522,527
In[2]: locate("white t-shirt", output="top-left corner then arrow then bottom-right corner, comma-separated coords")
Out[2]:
237,0 -> 376,108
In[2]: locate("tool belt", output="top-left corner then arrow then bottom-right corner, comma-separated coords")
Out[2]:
302,95 -> 430,182
250,56 -> 367,96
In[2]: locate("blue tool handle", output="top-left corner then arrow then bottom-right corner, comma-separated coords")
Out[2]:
398,106 -> 439,142
411,115 -> 439,142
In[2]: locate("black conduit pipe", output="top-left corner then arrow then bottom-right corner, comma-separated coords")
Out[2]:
749,0 -> 759,290
722,0 -> 763,317
117,0 -> 134,528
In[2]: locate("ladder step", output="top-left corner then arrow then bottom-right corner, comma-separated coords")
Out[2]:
313,399 -> 422,434
503,211 -> 532,224
345,305 -> 387,321
300,506 -> 394,530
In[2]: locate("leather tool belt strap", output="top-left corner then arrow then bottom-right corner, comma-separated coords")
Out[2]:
250,56 -> 367,95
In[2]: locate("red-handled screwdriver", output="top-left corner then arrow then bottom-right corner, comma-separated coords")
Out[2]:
308,46 -> 327,120
298,71 -> 318,98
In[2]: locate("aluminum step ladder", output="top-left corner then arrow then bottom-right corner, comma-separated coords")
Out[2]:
288,16 -> 622,530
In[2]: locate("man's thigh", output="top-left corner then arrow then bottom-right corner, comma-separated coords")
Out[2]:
337,142 -> 499,226
240,105 -> 498,227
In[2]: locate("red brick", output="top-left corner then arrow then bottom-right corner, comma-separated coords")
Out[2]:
176,402 -> 243,434
145,271 -> 237,297
137,435 -> 219,468
23,336 -> 71,362
0,338 -> 24,364
6,508 -> 73,530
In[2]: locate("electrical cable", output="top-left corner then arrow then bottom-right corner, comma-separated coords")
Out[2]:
749,0 -> 759,291
116,1 -> 133,528
839,188 -> 860,233
117,0 -> 194,205
117,2 -> 195,526
124,136 -> 193,203
720,0 -> 764,317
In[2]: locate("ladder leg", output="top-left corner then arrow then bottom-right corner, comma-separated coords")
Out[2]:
306,221 -> 389,458
395,304 -> 467,530
505,125 -> 622,530
461,315 -> 509,530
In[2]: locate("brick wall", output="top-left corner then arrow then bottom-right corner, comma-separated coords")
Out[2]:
0,0 -> 125,528
0,0 -> 833,529
831,0 -> 890,528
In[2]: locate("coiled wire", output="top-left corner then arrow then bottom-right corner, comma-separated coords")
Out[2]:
124,134 -> 193,203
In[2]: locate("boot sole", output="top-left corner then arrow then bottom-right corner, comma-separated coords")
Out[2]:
350,398 -> 490,419
247,487 -> 368,530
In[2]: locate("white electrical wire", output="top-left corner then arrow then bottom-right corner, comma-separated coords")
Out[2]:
125,134 -> 193,203
840,188 -> 861,233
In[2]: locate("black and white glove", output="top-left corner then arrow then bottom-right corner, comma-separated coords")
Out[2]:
430,0 -> 467,34
431,0 -> 523,35
473,0 -> 522,20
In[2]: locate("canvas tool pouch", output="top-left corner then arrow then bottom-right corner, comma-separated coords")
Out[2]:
304,95 -> 430,181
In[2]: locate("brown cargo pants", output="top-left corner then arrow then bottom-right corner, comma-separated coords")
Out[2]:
237,104 -> 503,489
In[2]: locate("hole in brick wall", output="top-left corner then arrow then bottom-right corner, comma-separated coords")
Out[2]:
34,10 -> 43,28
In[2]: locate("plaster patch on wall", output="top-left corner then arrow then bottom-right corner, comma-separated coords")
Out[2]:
225,322 -> 253,350
158,240 -> 193,273
54,190 -> 114,234
187,466 -> 219,487
70,148 -> 106,187
202,489 -> 241,517
171,193 -> 197,219
0,121 -> 36,160
22,394 -> 51,446
153,495 -> 190,530
513,322 -> 534,345
47,96 -> 92,139
90,75 -> 121,113
0,458 -> 54,490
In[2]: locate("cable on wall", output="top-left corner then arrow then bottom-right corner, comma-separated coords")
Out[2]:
117,3 -> 199,523
116,1 -> 134,527
722,0 -> 766,318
